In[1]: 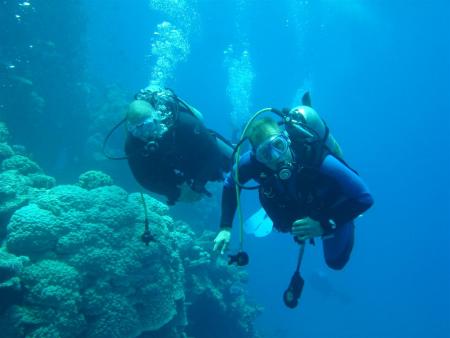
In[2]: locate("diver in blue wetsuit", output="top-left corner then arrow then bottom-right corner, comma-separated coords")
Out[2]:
213,103 -> 374,271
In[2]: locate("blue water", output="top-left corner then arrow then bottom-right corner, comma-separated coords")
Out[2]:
3,0 -> 450,337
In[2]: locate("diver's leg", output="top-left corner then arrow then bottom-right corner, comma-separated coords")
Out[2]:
322,221 -> 355,270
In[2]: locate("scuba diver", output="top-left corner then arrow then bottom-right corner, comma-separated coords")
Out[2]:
106,87 -> 233,205
212,94 -> 373,306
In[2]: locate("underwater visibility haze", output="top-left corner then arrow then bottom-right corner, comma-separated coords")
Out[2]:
0,0 -> 449,337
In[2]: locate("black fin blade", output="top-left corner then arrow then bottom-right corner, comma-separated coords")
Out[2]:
301,92 -> 312,107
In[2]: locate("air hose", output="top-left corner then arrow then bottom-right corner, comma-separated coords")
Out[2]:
140,192 -> 154,245
229,107 -> 276,266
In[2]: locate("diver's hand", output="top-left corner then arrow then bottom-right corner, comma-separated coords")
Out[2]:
292,217 -> 324,241
178,182 -> 203,203
213,228 -> 231,255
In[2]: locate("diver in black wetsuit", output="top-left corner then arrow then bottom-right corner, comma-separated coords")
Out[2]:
125,88 -> 233,205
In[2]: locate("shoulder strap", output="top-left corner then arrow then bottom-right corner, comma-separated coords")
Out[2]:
287,123 -> 325,169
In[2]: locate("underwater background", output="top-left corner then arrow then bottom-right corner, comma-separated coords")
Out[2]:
1,0 -> 449,337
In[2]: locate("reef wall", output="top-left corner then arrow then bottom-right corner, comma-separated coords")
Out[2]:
0,122 -> 261,338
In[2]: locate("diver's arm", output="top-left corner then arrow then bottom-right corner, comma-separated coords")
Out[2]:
219,174 -> 238,228
319,155 -> 374,229
214,152 -> 255,254
219,152 -> 255,228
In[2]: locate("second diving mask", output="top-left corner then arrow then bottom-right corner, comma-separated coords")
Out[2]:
255,133 -> 290,165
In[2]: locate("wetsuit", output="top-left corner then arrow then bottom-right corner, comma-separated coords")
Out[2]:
220,152 -> 374,269
126,110 -> 230,205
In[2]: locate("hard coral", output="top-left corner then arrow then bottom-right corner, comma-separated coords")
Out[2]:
0,143 -> 14,162
84,292 -> 140,338
128,192 -> 169,216
3,184 -> 188,337
0,163 -> 53,240
0,249 -> 28,283
1,155 -> 41,175
35,184 -> 91,215
78,170 -> 113,190
19,259 -> 86,337
28,173 -> 56,189
0,171 -> 30,202
6,204 -> 64,257
1,175 -> 260,338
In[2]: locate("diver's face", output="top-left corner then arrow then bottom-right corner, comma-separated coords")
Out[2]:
255,134 -> 292,170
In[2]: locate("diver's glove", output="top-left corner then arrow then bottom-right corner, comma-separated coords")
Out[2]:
213,228 -> 231,255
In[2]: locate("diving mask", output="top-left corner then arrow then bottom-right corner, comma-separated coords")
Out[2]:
255,133 -> 291,165
128,117 -> 167,142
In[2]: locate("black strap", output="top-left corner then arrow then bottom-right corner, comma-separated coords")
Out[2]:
208,129 -> 235,149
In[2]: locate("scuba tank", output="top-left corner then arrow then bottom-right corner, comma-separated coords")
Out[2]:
285,104 -> 343,169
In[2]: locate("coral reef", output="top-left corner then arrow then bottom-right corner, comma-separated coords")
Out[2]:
77,170 -> 114,190
0,249 -> 27,314
0,122 -> 260,338
0,134 -> 55,239
2,155 -> 42,175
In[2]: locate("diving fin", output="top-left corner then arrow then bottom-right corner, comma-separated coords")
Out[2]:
244,208 -> 273,237
301,92 -> 312,107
